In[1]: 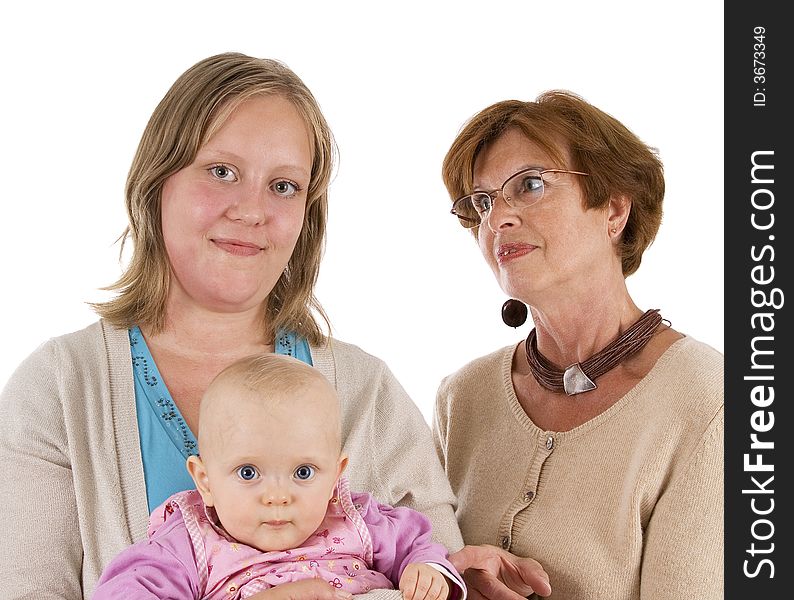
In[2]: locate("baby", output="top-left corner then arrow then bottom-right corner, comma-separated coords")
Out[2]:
93,354 -> 464,600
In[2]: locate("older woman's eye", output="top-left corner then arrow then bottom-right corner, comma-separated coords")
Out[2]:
293,465 -> 315,481
472,194 -> 493,216
236,465 -> 259,481
272,180 -> 300,197
519,175 -> 543,194
209,165 -> 237,182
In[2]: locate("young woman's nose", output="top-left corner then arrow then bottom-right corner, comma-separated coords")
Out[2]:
226,182 -> 269,226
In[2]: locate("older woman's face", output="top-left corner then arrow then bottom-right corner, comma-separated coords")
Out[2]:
160,96 -> 312,315
473,127 -> 614,304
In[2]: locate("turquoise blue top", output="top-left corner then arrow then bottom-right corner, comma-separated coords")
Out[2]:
129,326 -> 313,512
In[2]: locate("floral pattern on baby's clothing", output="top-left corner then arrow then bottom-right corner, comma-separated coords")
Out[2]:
148,477 -> 393,599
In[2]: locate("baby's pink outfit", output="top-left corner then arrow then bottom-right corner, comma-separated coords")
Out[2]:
93,477 -> 463,600
152,476 -> 392,597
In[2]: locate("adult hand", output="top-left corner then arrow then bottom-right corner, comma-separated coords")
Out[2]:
449,545 -> 551,599
247,578 -> 353,600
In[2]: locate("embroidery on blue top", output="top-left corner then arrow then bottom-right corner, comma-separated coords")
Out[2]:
130,326 -> 197,458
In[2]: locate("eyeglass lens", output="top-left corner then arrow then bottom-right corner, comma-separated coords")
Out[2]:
454,170 -> 544,228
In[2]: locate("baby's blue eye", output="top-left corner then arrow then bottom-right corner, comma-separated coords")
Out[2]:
294,465 -> 315,481
237,465 -> 259,481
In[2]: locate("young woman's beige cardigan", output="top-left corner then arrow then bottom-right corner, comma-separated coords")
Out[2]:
0,320 -> 463,600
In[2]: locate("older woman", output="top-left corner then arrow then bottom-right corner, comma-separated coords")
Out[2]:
436,91 -> 723,599
0,53 -> 473,600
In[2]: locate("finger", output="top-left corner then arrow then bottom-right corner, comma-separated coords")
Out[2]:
464,585 -> 488,600
519,569 -> 551,598
426,575 -> 447,600
309,579 -> 348,600
502,556 -> 551,597
305,580 -> 348,600
413,572 -> 433,600
401,571 -> 420,600
448,550 -> 468,573
449,544 -> 491,572
465,568 -> 528,600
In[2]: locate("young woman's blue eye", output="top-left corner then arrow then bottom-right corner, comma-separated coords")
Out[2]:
209,165 -> 237,181
294,465 -> 315,481
236,465 -> 259,481
272,179 -> 300,197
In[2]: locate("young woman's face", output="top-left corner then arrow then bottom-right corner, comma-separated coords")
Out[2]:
160,95 -> 312,316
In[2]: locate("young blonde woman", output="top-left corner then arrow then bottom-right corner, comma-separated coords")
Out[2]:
0,53 -> 481,600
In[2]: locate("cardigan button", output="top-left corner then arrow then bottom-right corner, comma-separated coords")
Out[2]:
545,435 -> 555,450
500,536 -> 510,550
523,490 -> 535,503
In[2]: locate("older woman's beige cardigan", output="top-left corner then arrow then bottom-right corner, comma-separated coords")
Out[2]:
0,320 -> 463,599
435,336 -> 723,600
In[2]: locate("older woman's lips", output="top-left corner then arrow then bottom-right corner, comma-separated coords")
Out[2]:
496,243 -> 535,264
212,238 -> 263,256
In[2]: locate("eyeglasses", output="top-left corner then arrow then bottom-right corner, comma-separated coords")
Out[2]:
450,168 -> 589,229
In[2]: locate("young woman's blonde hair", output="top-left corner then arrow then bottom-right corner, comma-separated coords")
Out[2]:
442,90 -> 664,276
93,52 -> 336,344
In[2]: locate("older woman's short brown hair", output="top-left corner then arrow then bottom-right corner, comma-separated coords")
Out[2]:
442,90 -> 664,276
94,52 -> 336,344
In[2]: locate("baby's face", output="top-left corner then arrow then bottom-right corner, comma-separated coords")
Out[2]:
198,379 -> 345,552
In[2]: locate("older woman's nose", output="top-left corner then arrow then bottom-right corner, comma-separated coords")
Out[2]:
485,193 -> 520,232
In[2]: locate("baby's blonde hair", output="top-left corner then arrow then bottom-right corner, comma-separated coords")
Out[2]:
201,354 -> 341,448
216,353 -> 330,396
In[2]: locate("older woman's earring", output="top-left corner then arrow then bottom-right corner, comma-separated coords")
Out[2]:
501,299 -> 528,328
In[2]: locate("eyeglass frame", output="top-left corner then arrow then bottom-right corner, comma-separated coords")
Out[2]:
450,167 -> 590,228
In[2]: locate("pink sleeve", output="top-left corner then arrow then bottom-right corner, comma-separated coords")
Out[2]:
91,510 -> 201,599
355,491 -> 465,600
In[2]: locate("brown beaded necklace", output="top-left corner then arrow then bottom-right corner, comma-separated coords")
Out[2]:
524,309 -> 664,395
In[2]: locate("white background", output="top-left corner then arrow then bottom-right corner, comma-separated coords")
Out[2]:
0,1 -> 723,424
